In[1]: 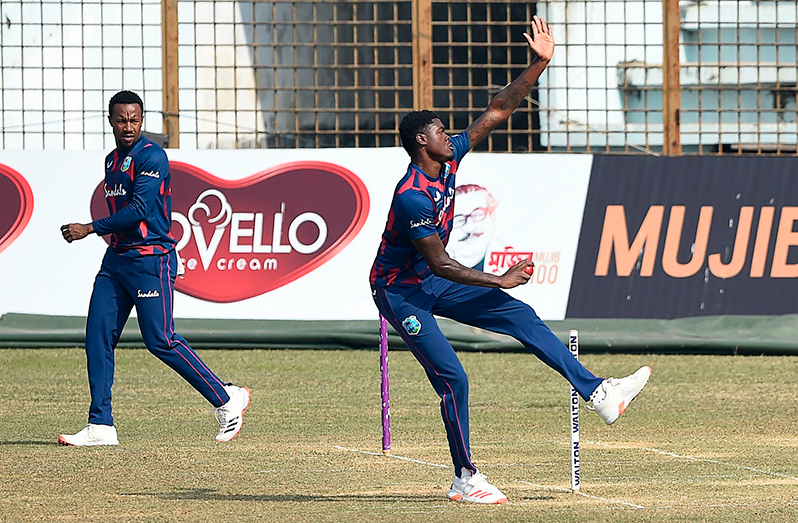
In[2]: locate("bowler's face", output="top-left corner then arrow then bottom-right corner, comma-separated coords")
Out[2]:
421,119 -> 455,162
109,103 -> 143,150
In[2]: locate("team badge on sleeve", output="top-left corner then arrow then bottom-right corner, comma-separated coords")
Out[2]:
402,315 -> 421,335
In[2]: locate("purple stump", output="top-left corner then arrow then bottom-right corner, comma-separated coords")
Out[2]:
379,315 -> 391,454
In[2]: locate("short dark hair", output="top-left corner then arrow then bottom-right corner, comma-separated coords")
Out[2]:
108,90 -> 144,116
399,110 -> 440,155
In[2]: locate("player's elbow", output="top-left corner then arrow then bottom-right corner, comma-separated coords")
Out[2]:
428,263 -> 446,277
428,257 -> 457,278
130,199 -> 151,220
129,210 -> 148,224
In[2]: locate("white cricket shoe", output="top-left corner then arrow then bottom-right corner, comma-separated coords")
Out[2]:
447,468 -> 507,504
214,384 -> 250,442
58,424 -> 119,446
590,366 -> 652,425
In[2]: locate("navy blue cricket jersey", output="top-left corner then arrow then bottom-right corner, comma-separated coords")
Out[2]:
93,135 -> 176,257
370,132 -> 470,287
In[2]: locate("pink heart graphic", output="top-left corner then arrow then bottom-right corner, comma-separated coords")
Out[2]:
0,164 -> 34,254
92,160 -> 370,302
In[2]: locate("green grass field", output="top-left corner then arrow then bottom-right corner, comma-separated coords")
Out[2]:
1,348 -> 797,522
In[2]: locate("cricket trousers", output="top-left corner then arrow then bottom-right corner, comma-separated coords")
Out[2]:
85,248 -> 229,426
373,275 -> 603,475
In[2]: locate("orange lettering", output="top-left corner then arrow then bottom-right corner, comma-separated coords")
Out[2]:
595,205 -> 663,277
662,206 -> 713,278
750,207 -> 774,277
707,207 -> 754,279
771,207 -> 798,278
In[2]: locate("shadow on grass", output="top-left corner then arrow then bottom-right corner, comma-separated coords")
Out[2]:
520,496 -> 557,501
123,488 -> 445,503
0,440 -> 56,446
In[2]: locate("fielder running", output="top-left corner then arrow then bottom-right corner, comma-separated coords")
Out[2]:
59,90 -> 250,446
370,17 -> 651,504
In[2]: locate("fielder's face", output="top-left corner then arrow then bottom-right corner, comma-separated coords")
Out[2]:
419,118 -> 455,163
109,103 -> 143,151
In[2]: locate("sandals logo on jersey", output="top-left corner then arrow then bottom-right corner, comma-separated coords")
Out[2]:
0,164 -> 34,255
402,315 -> 421,335
91,160 -> 369,302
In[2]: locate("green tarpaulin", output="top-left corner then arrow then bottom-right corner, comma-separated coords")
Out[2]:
2,313 -> 797,354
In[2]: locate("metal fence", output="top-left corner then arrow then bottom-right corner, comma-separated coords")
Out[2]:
1,0 -> 796,154
0,0 -> 164,149
179,0 -> 416,149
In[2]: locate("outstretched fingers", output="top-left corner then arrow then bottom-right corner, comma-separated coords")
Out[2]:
532,15 -> 544,35
532,15 -> 546,36
528,15 -> 551,38
540,16 -> 552,36
522,15 -> 554,61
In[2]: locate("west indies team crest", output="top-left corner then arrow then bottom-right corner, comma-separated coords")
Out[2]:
0,164 -> 34,255
402,315 -> 421,335
91,160 -> 370,302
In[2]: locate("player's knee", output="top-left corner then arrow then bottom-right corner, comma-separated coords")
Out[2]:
447,370 -> 470,398
142,335 -> 174,356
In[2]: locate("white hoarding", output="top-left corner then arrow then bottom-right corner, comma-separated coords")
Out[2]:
0,150 -> 592,320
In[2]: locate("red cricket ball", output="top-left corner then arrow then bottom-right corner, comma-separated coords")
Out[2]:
524,264 -> 535,276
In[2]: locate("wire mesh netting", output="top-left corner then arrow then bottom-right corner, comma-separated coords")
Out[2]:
1,0 -> 796,154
